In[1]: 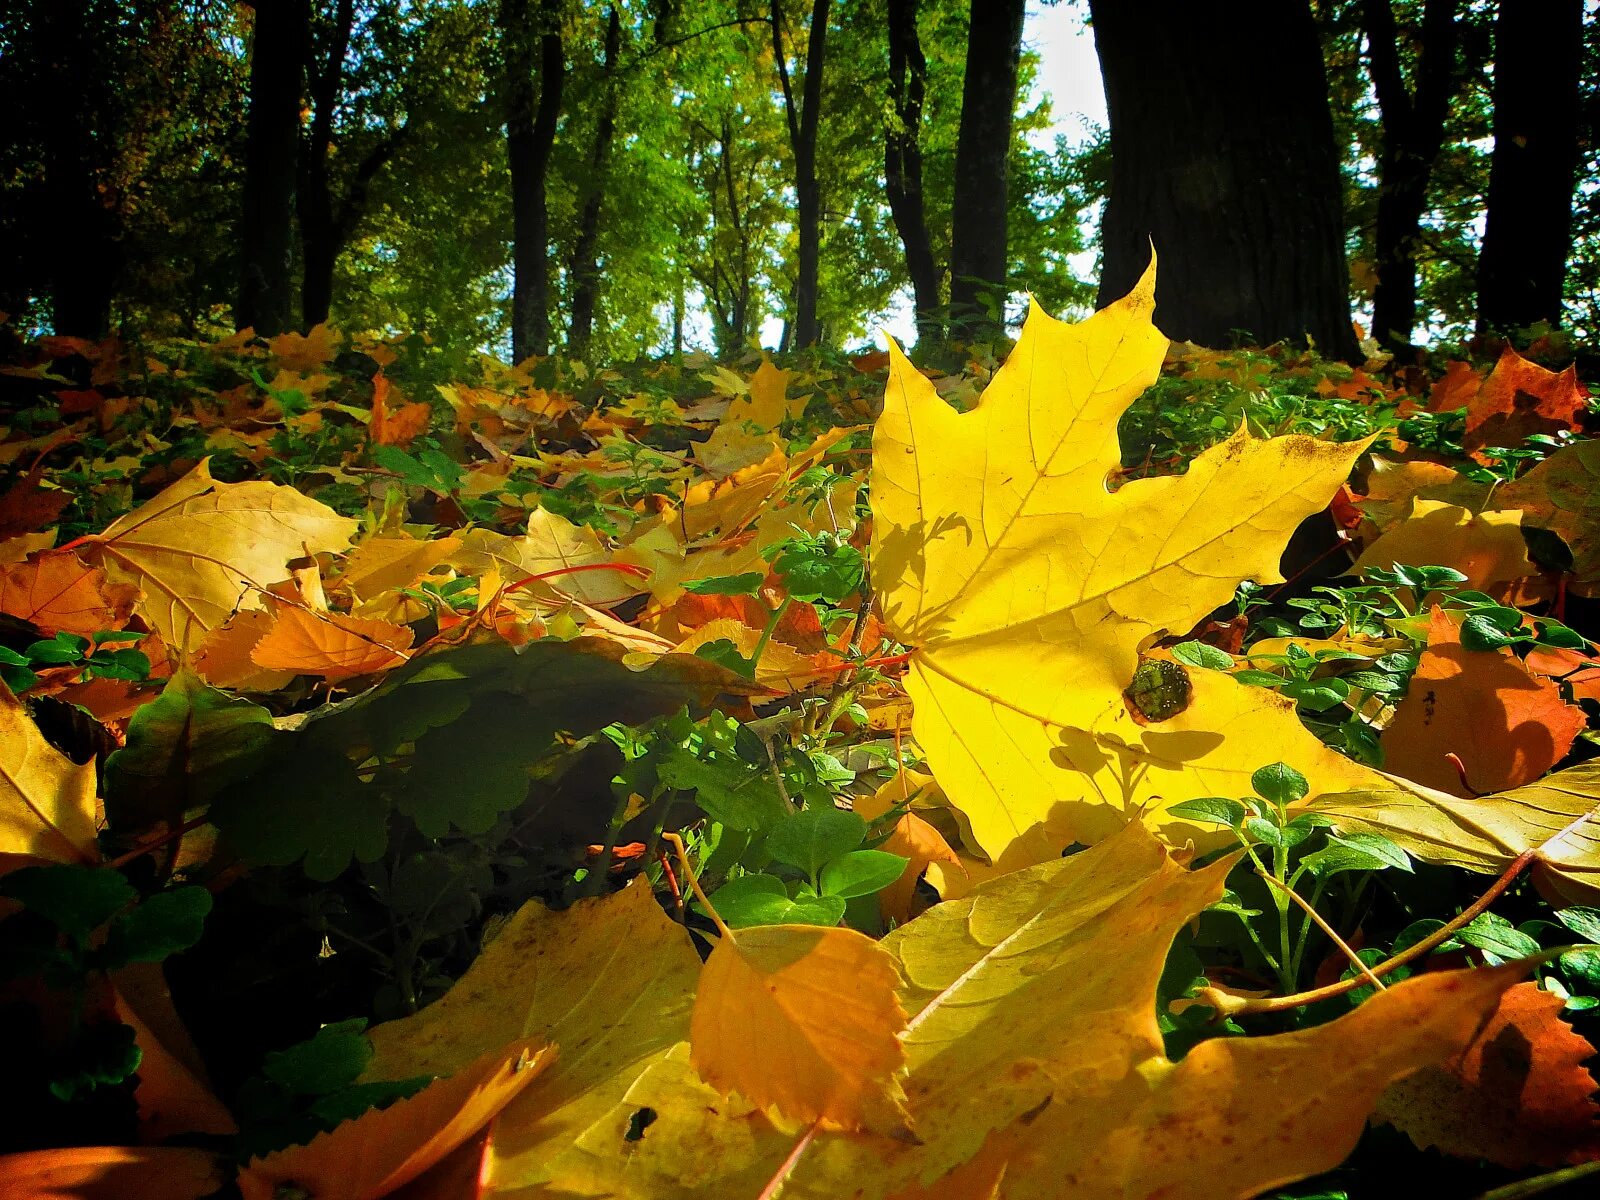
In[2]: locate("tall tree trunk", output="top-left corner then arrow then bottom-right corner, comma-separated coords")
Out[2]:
568,4 -> 623,359
1091,0 -> 1359,361
41,0 -> 120,337
1361,0 -> 1461,351
771,0 -> 831,348
502,0 -> 565,362
948,0 -> 1023,341
297,0 -> 354,331
1477,0 -> 1583,334
237,0 -> 309,336
885,0 -> 941,347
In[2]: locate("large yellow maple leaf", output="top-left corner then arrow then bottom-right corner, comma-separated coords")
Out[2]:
871,261 -> 1382,860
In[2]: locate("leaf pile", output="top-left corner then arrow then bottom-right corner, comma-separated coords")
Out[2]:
2,276 -> 1600,1197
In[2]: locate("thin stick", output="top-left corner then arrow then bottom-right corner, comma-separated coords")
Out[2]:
756,1120 -> 821,1200
1200,805 -> 1598,1018
1257,869 -> 1383,992
1473,1159 -> 1600,1199
660,832 -> 732,940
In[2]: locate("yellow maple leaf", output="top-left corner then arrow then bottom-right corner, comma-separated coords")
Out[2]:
73,460 -> 358,654
690,923 -> 908,1133
1353,497 -> 1536,592
870,260 -> 1381,860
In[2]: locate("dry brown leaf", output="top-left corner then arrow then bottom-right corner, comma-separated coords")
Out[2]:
0,550 -> 138,636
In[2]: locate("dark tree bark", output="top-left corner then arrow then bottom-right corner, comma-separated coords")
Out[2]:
885,0 -> 941,347
502,0 -> 565,362
38,0 -> 121,337
567,5 -> 623,359
771,0 -> 831,348
1361,0 -> 1462,351
948,0 -> 1024,341
1477,0 -> 1584,334
1091,0 -> 1359,361
237,0 -> 310,336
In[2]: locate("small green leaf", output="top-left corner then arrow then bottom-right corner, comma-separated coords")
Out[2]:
1557,906 -> 1600,945
1327,832 -> 1412,873
1458,913 -> 1541,964
683,573 -> 766,597
1171,640 -> 1233,670
705,874 -> 845,928
1167,797 -> 1247,828
0,866 -> 135,938
262,1019 -> 373,1096
818,850 -> 908,899
103,887 -> 212,966
764,808 -> 867,877
1232,669 -> 1285,688
1251,762 -> 1309,807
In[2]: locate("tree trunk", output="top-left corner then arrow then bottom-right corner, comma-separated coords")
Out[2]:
884,0 -> 940,348
771,0 -> 831,348
502,0 -> 565,362
568,4 -> 623,359
297,0 -> 354,331
40,0 -> 120,337
237,0 -> 309,336
1091,0 -> 1359,361
948,0 -> 1023,341
1477,0 -> 1583,334
1361,0 -> 1460,351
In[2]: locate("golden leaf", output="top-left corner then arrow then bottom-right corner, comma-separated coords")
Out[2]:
0,682 -> 97,863
690,924 -> 908,1132
870,260 -> 1379,860
76,460 -> 357,653
248,606 -> 413,682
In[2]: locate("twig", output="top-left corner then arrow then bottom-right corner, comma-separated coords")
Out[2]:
660,832 -> 731,940
1257,868 -> 1383,992
1197,805 -> 1599,1018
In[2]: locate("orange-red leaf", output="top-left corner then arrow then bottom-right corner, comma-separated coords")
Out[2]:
0,550 -> 137,636
1383,607 -> 1585,796
237,1039 -> 552,1200
249,606 -> 413,682
1375,981 -> 1600,1167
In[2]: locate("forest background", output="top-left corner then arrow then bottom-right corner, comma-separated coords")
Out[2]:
3,0 -> 1598,366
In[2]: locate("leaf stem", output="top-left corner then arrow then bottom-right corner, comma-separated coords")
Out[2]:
1201,805 -> 1599,1017
661,832 -> 732,941
1258,869 -> 1382,992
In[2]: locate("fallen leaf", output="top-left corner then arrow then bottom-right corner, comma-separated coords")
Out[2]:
1353,498 -> 1536,592
0,550 -> 139,636
238,1039 -> 553,1200
0,682 -> 98,864
691,923 -> 908,1132
855,771 -> 962,924
1383,607 -> 1584,795
1526,644 -> 1600,705
75,459 -> 358,653
870,260 -> 1381,861
527,822 -> 1524,1200
724,359 -> 804,429
1375,981 -> 1600,1167
1308,760 -> 1600,903
370,372 -> 433,447
1499,439 -> 1600,593
359,879 -> 702,1192
0,1146 -> 222,1200
191,609 -> 298,692
112,963 -> 237,1141
249,605 -> 414,682
268,323 -> 340,372
1439,346 -> 1589,456
448,509 -> 642,608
